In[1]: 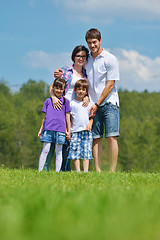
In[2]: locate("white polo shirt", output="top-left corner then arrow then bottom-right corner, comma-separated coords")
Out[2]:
85,49 -> 120,107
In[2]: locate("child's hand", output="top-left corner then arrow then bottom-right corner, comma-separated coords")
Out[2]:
85,123 -> 92,131
66,131 -> 71,140
38,130 -> 42,138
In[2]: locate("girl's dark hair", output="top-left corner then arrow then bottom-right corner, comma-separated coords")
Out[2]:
85,28 -> 101,42
52,78 -> 66,104
71,45 -> 89,63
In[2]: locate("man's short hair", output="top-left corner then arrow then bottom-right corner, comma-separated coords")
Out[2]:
85,28 -> 101,42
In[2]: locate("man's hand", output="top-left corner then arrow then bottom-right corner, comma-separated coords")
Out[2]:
89,104 -> 98,118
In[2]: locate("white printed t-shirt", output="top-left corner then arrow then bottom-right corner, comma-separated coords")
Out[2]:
85,49 -> 120,107
70,99 -> 92,133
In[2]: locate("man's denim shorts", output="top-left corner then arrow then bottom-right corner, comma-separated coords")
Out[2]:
40,130 -> 66,144
92,102 -> 120,139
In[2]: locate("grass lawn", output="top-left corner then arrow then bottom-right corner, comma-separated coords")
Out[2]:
0,168 -> 160,240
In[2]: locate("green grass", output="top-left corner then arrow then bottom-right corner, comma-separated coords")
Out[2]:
0,168 -> 160,240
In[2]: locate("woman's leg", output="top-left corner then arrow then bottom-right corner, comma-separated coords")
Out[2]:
61,141 -> 71,171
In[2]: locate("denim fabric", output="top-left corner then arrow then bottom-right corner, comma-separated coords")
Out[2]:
92,102 -> 120,139
61,141 -> 71,171
40,130 -> 66,144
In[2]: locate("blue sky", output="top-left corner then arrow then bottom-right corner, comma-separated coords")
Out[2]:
1,0 -> 160,92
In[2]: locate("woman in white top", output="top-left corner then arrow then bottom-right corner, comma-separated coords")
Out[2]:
50,45 -> 89,171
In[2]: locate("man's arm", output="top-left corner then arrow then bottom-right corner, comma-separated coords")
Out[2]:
90,80 -> 115,117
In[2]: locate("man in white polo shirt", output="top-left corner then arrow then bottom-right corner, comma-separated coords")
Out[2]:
85,28 -> 120,173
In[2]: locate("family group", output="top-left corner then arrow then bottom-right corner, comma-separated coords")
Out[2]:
38,28 -> 120,173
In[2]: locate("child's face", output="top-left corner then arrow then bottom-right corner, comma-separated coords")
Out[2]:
75,87 -> 87,101
53,85 -> 65,98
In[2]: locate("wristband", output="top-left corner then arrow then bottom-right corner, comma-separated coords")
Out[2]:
95,103 -> 100,108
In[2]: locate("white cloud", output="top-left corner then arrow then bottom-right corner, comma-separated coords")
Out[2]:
24,51 -> 72,71
112,48 -> 160,91
24,49 -> 160,92
52,0 -> 160,22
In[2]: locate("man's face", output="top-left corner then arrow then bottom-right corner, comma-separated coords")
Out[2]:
86,38 -> 101,54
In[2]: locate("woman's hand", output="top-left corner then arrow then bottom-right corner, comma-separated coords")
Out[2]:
82,96 -> 89,107
52,95 -> 63,110
54,68 -> 63,78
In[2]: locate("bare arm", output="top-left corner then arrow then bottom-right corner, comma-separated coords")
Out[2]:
54,68 -> 63,78
66,112 -> 71,140
89,80 -> 115,117
38,114 -> 46,137
86,118 -> 93,131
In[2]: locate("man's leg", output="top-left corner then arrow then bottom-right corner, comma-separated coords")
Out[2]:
93,138 -> 102,173
107,136 -> 118,172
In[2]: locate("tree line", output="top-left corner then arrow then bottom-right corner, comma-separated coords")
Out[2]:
0,79 -> 160,171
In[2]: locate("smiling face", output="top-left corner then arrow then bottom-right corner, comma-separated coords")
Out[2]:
53,85 -> 65,98
86,38 -> 102,58
74,86 -> 87,101
74,50 -> 87,67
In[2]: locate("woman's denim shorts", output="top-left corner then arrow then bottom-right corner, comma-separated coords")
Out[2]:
40,130 -> 66,144
92,102 -> 120,139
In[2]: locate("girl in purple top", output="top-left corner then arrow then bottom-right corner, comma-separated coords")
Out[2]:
38,78 -> 71,172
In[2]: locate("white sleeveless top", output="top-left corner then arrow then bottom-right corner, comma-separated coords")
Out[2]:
65,73 -> 84,101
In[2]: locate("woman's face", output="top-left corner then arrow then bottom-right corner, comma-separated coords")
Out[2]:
74,51 -> 87,67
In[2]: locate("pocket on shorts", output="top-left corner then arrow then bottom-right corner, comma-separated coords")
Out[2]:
56,132 -> 66,144
40,130 -> 52,142
110,102 -> 119,111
